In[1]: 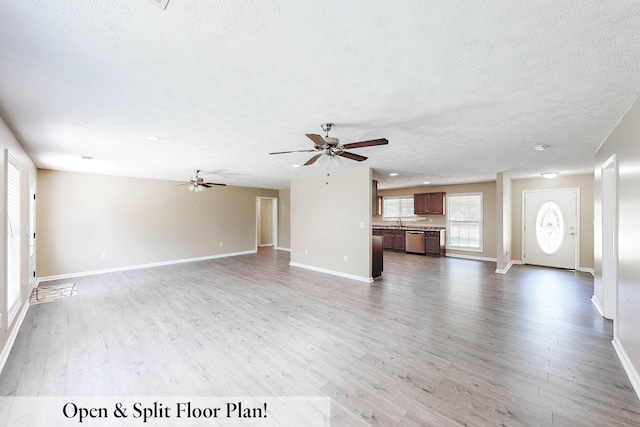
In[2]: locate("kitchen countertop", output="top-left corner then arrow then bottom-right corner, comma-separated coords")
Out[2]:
373,223 -> 446,231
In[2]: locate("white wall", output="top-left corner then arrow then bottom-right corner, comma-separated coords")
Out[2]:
594,95 -> 640,399
290,167 -> 372,281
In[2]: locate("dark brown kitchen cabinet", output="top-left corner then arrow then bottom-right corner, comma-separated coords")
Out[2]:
372,236 -> 383,278
414,192 -> 445,215
380,229 -> 405,251
425,230 -> 446,256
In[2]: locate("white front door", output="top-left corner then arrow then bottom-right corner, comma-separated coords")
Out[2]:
523,189 -> 579,269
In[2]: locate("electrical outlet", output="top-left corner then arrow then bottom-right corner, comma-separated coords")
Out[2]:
219,242 -> 223,247
360,221 -> 365,228
102,252 -> 108,259
344,255 -> 348,262
304,249 -> 308,255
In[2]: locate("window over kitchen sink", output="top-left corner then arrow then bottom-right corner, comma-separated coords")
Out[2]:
382,196 -> 415,220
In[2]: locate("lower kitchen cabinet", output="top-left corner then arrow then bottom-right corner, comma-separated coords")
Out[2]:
380,229 -> 406,251
425,230 -> 446,256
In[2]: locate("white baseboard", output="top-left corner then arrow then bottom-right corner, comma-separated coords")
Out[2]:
446,252 -> 497,263
495,260 -> 517,275
612,338 -> 640,402
591,295 -> 605,317
578,267 -> 595,276
37,250 -> 257,284
276,247 -> 291,252
289,262 -> 372,283
0,301 -> 30,376
258,244 -> 274,247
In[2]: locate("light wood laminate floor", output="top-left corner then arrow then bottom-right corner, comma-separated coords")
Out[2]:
1,249 -> 639,426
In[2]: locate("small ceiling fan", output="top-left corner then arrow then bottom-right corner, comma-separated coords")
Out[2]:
269,123 -> 388,165
178,170 -> 226,192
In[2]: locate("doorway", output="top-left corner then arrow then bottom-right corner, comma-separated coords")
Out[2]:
523,189 -> 579,269
601,155 -> 618,324
256,197 -> 278,250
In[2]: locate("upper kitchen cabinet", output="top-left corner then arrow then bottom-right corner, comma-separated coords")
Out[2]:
414,192 -> 445,215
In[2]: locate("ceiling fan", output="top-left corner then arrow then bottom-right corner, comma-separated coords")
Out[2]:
269,123 -> 388,166
179,170 -> 226,192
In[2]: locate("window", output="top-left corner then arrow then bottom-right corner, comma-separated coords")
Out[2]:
447,193 -> 482,251
382,197 -> 414,219
6,150 -> 21,323
536,201 -> 564,254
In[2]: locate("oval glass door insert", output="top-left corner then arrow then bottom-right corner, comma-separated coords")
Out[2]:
535,201 -> 564,254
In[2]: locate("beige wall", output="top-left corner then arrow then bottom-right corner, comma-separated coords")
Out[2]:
291,167 -> 372,280
375,181 -> 497,259
510,173 -> 594,270
36,170 -> 277,277
594,94 -> 640,396
278,189 -> 291,250
0,114 -> 38,370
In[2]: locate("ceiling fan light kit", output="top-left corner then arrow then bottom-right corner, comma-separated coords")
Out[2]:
269,122 -> 389,166
179,169 -> 226,191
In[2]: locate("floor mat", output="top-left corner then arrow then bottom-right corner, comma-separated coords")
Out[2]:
29,282 -> 77,304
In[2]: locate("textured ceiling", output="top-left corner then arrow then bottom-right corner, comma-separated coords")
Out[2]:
1,1 -> 639,189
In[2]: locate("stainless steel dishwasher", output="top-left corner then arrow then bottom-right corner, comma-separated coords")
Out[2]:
405,230 -> 426,254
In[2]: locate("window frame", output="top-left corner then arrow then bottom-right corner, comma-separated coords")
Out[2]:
446,192 -> 483,252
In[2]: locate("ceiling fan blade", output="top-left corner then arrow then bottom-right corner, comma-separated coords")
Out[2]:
305,133 -> 326,147
201,184 -> 212,188
338,151 -> 368,162
304,153 -> 323,166
204,182 -> 226,186
342,138 -> 389,149
269,149 -> 317,155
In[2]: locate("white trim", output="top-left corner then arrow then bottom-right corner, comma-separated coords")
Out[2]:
276,247 -> 291,252
37,250 -> 256,284
578,267 -> 595,276
258,243 -> 274,247
600,154 -> 618,327
289,261 -> 372,283
495,260 -> 517,274
591,295 -> 605,317
612,338 -> 640,401
445,252 -> 496,263
0,301 -> 29,375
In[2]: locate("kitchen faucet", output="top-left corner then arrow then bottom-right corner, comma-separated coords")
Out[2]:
396,218 -> 403,227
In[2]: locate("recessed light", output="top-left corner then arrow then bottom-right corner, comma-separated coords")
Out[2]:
533,144 -> 547,151
292,164 -> 301,168
389,173 -> 398,176
145,136 -> 161,141
542,172 -> 558,179
81,155 -> 94,160
423,181 -> 430,184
